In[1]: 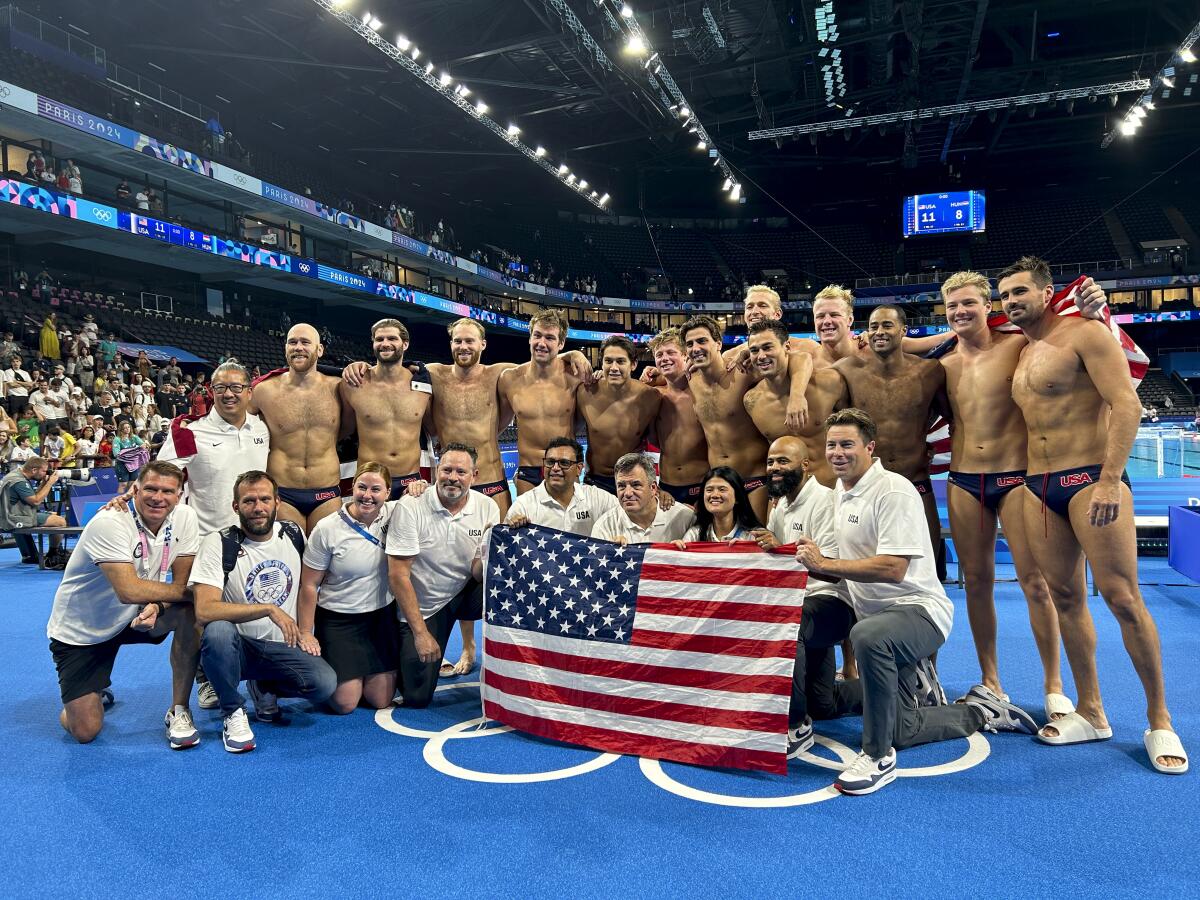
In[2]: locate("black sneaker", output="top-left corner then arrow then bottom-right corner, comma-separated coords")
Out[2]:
961,684 -> 1038,734
786,718 -> 815,759
247,680 -> 282,723
835,748 -> 898,796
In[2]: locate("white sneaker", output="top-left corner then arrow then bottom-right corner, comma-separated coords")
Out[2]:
164,706 -> 200,750
786,718 -> 815,759
222,708 -> 256,753
197,681 -> 219,710
835,748 -> 898,795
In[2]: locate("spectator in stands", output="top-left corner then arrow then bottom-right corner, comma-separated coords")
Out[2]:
36,267 -> 54,293
23,154 -> 37,181
52,363 -> 73,393
0,427 -> 14,472
30,377 -> 69,433
41,424 -> 66,461
16,405 -> 38,445
99,333 -> 119,367
39,314 -> 61,362
77,346 -> 95,393
75,425 -> 99,466
116,403 -> 134,428
89,390 -> 118,427
135,186 -> 150,212
3,352 -> 33,418
0,332 -> 16,362
10,433 -> 35,468
157,356 -> 182,388
135,350 -> 153,384
55,167 -> 70,192
115,179 -> 131,204
111,420 -> 147,493
188,385 -> 208,418
1164,396 -> 1174,410
64,160 -> 82,194
40,165 -> 56,186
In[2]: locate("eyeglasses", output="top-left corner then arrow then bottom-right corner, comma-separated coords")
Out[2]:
543,457 -> 579,470
211,384 -> 248,395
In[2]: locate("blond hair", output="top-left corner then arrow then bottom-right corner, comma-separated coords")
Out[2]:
447,317 -> 485,340
941,271 -> 992,303
648,328 -> 683,354
744,284 -> 781,311
813,284 -> 854,316
353,460 -> 393,487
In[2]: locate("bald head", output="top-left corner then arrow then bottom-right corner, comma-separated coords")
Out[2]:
285,323 -> 323,373
765,436 -> 810,500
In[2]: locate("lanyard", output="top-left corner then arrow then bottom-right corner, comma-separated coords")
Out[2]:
339,506 -> 381,546
129,502 -> 172,578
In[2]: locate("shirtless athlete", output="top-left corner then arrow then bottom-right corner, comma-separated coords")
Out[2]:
339,319 -> 432,500
496,309 -> 591,495
681,314 -> 810,523
744,320 -> 846,488
249,323 -> 349,533
1002,256 -> 1185,773
647,329 -> 709,504
576,335 -> 660,494
833,306 -> 947,562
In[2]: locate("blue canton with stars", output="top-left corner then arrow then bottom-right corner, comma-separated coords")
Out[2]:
486,525 -> 649,645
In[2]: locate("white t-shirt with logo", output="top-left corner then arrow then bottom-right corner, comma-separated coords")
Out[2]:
157,409 -> 270,535
833,460 -> 953,637
386,488 -> 500,621
767,476 -> 847,603
303,501 -> 394,614
47,504 -> 200,645
188,522 -> 304,643
593,503 -> 694,543
507,481 -> 619,537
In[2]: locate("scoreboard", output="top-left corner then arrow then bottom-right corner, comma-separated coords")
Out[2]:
902,190 -> 986,237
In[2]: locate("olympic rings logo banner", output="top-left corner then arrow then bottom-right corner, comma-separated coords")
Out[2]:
374,682 -> 992,807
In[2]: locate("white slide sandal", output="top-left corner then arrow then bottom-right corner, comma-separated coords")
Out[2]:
1036,711 -> 1113,745
1144,729 -> 1189,775
1044,692 -> 1076,722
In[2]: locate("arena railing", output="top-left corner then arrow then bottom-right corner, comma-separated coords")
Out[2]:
853,259 -> 1134,290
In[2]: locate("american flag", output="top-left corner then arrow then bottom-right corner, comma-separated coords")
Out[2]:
481,525 -> 807,775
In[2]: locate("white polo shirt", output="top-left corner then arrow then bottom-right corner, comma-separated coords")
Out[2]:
386,488 -> 500,621
47,503 -> 200,646
507,481 -> 619,537
767,476 -> 847,603
593,503 -> 694,543
189,522 -> 304,643
157,409 -> 270,535
833,459 -> 953,637
303,501 -> 395,614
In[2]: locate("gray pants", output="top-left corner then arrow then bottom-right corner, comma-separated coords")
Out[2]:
832,604 -> 983,758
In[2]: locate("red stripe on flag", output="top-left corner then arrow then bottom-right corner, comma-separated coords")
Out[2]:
485,636 -> 793,695
630,628 -> 796,659
483,700 -> 787,775
485,670 -> 787,734
636,593 -> 804,624
639,562 -> 808,590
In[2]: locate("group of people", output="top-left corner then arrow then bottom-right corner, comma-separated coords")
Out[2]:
37,254 -> 1187,789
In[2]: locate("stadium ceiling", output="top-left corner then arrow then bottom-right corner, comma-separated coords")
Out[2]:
41,0 -> 1200,214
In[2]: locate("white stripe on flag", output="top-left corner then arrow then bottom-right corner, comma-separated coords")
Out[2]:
644,548 -> 797,569
485,653 -> 784,713
632,612 -> 800,641
489,625 -> 796,678
485,689 -> 781,752
638,578 -> 807,606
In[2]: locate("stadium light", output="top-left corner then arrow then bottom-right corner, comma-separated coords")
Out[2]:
625,35 -> 647,55
620,4 -> 634,19
679,106 -> 690,118
696,140 -> 707,150
579,180 -> 588,190
566,173 -> 576,184
315,0 -> 608,209
558,164 -> 569,175
1182,47 -> 1197,63
729,183 -> 742,201
1120,119 -> 1140,136
722,177 -> 732,191
1102,17 -> 1199,148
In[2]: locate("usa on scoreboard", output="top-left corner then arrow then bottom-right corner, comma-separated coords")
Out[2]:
902,190 -> 987,237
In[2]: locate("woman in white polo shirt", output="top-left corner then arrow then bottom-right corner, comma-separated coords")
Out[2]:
680,466 -> 762,542
297,462 -> 399,714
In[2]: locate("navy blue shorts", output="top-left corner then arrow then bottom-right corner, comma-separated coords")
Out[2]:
515,465 -> 543,488
947,470 -> 1026,513
659,481 -> 703,505
1026,465 -> 1132,519
278,485 -> 341,517
584,472 -> 617,494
